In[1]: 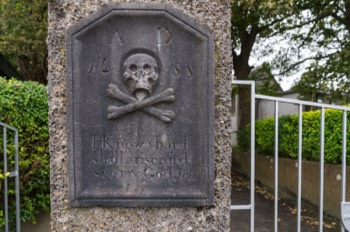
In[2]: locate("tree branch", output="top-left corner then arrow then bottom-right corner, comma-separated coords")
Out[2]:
277,52 -> 338,76
331,13 -> 350,32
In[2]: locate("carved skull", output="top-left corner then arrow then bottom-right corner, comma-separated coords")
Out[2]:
123,53 -> 159,100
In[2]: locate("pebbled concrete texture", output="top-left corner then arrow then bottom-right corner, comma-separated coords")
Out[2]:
47,0 -> 233,231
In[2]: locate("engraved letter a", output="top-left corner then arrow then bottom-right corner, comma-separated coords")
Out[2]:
112,30 -> 123,45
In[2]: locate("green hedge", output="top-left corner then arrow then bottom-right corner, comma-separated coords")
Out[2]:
0,77 -> 49,229
238,109 -> 350,164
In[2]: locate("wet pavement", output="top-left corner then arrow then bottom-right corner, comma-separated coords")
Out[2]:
230,173 -> 340,232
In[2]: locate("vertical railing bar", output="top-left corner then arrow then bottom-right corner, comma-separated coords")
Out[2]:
14,129 -> 20,232
274,101 -> 279,232
3,127 -> 8,232
297,104 -> 303,232
319,107 -> 325,232
341,110 -> 347,232
250,81 -> 256,232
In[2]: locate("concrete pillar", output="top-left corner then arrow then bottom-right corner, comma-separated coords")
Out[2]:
47,1 -> 232,231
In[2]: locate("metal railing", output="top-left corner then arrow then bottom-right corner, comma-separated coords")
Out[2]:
230,80 -> 256,232
231,80 -> 350,232
1,122 -> 20,232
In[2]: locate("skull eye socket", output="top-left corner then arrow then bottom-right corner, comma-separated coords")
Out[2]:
148,77 -> 156,84
143,64 -> 151,73
129,64 -> 137,72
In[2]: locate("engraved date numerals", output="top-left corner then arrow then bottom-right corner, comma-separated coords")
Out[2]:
172,64 -> 193,79
88,57 -> 110,77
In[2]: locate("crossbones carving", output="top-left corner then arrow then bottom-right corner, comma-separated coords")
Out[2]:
107,53 -> 175,122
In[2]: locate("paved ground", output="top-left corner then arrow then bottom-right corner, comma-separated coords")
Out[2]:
230,172 -> 341,232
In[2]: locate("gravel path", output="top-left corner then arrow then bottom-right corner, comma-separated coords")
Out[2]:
230,172 -> 341,232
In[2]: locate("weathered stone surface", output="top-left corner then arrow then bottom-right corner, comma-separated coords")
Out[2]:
66,4 -> 214,207
48,0 -> 232,231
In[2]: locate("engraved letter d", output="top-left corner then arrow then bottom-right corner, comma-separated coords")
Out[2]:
157,27 -> 172,48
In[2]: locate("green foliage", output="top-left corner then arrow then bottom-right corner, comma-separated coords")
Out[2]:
231,85 -> 238,96
249,62 -> 282,96
0,0 -> 48,84
281,0 -> 350,94
239,109 -> 350,164
292,62 -> 330,103
0,77 -> 49,229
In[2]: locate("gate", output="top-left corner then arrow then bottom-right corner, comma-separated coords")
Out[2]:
231,80 -> 350,232
1,122 -> 20,232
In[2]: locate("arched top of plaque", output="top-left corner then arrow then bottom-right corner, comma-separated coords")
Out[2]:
66,3 -> 213,42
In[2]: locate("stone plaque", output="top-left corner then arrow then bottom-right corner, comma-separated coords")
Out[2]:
67,3 -> 214,207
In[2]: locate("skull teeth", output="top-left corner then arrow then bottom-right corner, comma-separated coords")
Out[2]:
132,83 -> 152,93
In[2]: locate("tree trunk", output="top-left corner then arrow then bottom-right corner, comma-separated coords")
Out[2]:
235,62 -> 252,131
17,54 -> 47,85
232,24 -> 258,131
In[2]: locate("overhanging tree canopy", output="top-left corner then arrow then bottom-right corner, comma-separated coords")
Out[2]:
0,0 -> 48,84
232,0 -> 350,130
231,0 -> 302,129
